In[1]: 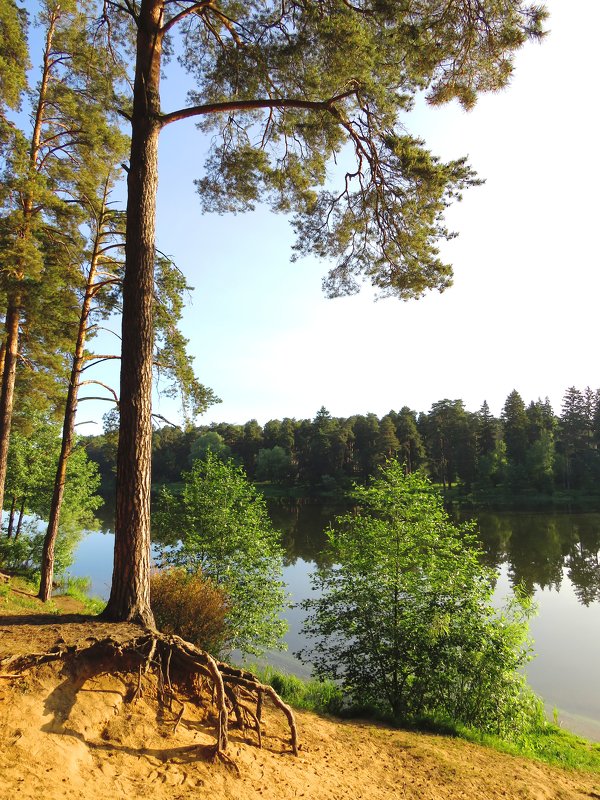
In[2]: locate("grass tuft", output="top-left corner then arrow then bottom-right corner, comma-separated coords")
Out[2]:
56,574 -> 106,614
248,664 -> 344,715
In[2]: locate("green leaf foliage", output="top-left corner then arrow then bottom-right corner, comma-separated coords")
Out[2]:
5,412 -> 101,527
301,463 -> 545,739
154,451 -> 287,656
0,415 -> 101,576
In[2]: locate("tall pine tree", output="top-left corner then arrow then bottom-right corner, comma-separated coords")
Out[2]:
99,0 -> 547,622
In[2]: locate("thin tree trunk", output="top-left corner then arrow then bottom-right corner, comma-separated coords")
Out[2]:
38,181 -> 113,601
6,495 -> 17,537
0,295 -> 22,523
15,496 -> 26,539
103,0 -> 163,625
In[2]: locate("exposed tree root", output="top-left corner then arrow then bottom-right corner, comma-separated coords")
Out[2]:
0,629 -> 299,760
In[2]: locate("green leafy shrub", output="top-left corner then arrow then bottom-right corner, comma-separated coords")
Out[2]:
301,463 -> 545,740
155,452 -> 287,656
0,520 -> 84,579
0,526 -> 39,574
150,567 -> 230,655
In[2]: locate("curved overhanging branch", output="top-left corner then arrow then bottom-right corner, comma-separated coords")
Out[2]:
159,88 -> 359,127
160,0 -> 213,35
79,355 -> 121,372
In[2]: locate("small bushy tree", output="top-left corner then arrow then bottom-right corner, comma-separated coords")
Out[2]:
301,464 -> 544,739
255,446 -> 293,485
150,567 -> 229,654
155,452 -> 287,656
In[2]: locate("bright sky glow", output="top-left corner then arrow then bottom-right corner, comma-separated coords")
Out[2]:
82,0 -> 600,431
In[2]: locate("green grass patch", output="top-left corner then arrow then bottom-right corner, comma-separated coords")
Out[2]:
253,665 -> 600,773
0,574 -> 60,614
55,574 -> 106,614
452,721 -> 600,773
248,664 -> 343,715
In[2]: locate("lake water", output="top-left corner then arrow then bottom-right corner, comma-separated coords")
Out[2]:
71,504 -> 600,741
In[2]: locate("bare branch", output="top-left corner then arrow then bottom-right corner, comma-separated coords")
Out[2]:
78,380 -> 119,406
151,413 -> 180,428
80,355 -> 121,372
160,89 -> 358,127
85,326 -> 122,341
78,396 -> 118,404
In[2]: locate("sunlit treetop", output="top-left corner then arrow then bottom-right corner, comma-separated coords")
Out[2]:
104,0 -> 547,299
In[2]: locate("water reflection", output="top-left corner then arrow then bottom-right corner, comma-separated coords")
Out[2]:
268,501 -> 600,608
474,512 -> 600,606
267,498 -> 342,566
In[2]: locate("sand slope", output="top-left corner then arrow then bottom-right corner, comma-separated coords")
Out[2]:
1,611 -> 600,800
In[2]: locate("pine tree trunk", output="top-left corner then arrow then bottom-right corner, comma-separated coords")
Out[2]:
102,0 -> 163,625
0,295 -> 21,523
38,184 -> 112,602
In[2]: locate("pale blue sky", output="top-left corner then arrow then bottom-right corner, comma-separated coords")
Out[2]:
80,0 -> 600,431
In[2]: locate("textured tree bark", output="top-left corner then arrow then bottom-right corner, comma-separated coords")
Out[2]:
6,495 -> 17,538
102,0 -> 164,625
14,496 -> 25,539
0,343 -> 5,383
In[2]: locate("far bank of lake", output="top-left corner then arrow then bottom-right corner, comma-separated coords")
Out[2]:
72,505 -> 600,741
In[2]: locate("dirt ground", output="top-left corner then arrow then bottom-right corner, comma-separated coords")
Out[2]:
1,598 -> 600,800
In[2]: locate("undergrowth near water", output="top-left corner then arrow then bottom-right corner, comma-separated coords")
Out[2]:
56,575 -> 106,614
3,572 -> 599,774
0,575 -> 59,613
249,664 -> 344,715
455,722 -> 600,772
256,665 -> 600,773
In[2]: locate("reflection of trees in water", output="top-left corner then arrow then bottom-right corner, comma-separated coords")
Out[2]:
94,491 -> 115,533
475,512 -> 600,603
101,488 -> 600,605
504,516 -> 565,596
266,499 -> 345,567
268,501 -> 600,606
566,518 -> 600,605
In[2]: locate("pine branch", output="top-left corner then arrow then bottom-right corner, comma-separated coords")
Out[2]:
160,89 -> 359,127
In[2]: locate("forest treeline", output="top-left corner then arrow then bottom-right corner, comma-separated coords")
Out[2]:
86,385 -> 600,501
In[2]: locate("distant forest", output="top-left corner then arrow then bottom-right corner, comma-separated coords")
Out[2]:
86,386 -> 600,501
